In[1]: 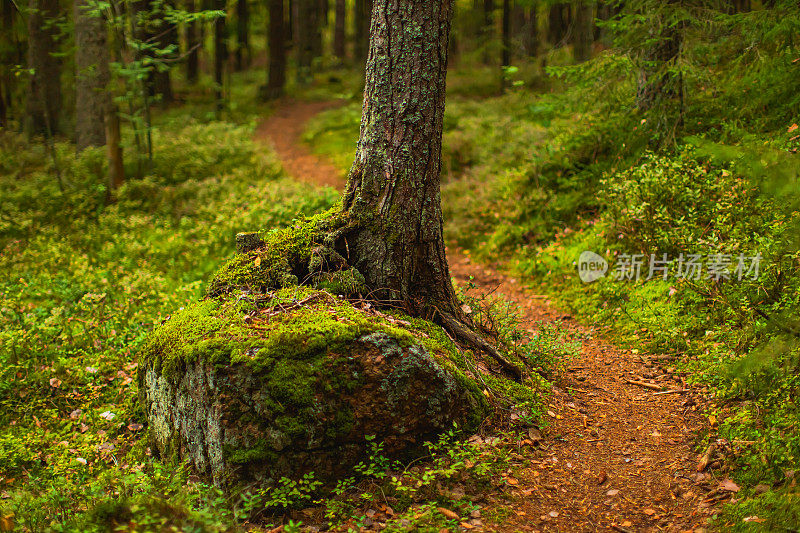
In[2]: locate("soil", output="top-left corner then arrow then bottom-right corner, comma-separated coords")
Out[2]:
255,100 -> 723,532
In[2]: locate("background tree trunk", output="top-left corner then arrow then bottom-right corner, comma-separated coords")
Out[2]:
547,2 -> 569,47
185,0 -> 200,83
636,1 -> 683,112
501,0 -> 510,67
74,0 -> 110,150
214,0 -> 226,110
524,4 -> 538,57
235,0 -> 250,70
342,0 -> 459,318
25,0 -> 62,136
354,0 -> 372,63
264,0 -> 286,99
1,0 -> 14,126
481,0 -> 494,64
573,1 -> 594,62
294,0 -> 315,84
333,0 -> 346,59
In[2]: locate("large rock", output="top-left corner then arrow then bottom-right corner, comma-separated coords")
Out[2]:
138,287 -> 489,487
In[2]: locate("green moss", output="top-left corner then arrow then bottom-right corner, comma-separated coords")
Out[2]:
206,209 -> 355,297
224,439 -> 279,465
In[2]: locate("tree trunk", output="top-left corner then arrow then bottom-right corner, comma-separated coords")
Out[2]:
105,105 -> 125,191
333,0 -> 346,59
75,0 -> 110,150
214,0 -> 226,110
25,0 -> 62,136
547,2 -> 569,47
636,1 -> 683,112
132,0 -> 175,104
1,0 -> 13,126
501,0 -> 510,67
185,0 -> 200,83
294,0 -> 315,84
235,0 -> 250,70
354,0 -> 372,63
310,0 -> 323,58
340,0 -> 521,378
264,0 -> 286,99
573,1 -> 593,62
342,0 -> 459,320
482,0 -> 494,64
523,4 -> 538,57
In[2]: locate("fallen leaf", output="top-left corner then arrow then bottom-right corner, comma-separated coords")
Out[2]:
548,511 -> 559,518
719,479 -> 741,493
621,521 -> 633,527
606,489 -> 620,496
127,423 -> 143,431
597,471 -> 608,485
743,516 -> 765,523
254,256 -> 262,268
459,522 -> 475,529
76,457 -> 87,465
99,411 -> 116,421
85,367 -> 99,374
789,123 -> 799,133
437,507 -> 459,520
49,378 -> 61,388
644,508 -> 656,516
70,409 -> 82,420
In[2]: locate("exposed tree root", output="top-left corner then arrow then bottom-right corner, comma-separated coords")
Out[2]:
439,312 -> 523,382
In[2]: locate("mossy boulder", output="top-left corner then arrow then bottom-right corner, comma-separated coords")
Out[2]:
139,286 -> 492,487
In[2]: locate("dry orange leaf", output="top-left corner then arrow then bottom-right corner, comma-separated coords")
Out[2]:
437,507 -> 459,520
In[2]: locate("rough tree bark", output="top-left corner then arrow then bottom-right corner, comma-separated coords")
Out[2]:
333,0 -> 346,59
573,1 -> 594,62
75,0 -> 110,149
263,0 -> 286,99
25,0 -> 62,136
340,0 -> 521,378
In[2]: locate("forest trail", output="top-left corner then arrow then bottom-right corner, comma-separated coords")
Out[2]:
256,101 -> 720,532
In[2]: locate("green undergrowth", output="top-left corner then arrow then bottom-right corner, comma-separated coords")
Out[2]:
303,41 -> 800,528
0,111 -> 338,530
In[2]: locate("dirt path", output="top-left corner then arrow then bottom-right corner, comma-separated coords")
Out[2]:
256,99 -> 347,189
257,102 -> 720,532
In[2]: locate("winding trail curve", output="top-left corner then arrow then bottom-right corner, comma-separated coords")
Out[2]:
255,99 -> 720,533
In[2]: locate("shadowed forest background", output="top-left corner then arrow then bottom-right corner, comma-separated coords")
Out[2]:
1,0 -> 800,531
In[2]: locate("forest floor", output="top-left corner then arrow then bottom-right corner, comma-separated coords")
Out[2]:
255,99 -> 723,532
